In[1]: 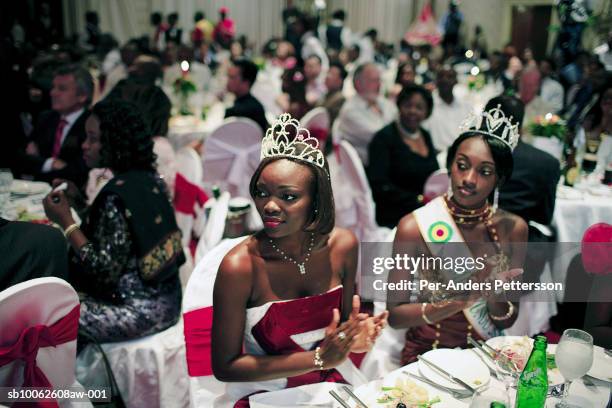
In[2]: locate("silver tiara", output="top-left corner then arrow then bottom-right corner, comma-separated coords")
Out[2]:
260,113 -> 326,169
460,105 -> 520,151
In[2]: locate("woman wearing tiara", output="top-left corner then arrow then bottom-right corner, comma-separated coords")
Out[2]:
211,113 -> 388,407
387,105 -> 528,364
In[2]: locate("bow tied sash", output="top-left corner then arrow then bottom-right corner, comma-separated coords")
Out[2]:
0,305 -> 80,407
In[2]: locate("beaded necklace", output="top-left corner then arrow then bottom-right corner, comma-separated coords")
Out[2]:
427,194 -> 506,349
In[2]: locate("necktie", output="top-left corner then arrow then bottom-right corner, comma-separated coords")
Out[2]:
51,118 -> 68,158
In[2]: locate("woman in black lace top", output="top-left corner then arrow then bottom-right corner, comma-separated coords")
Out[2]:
44,100 -> 184,343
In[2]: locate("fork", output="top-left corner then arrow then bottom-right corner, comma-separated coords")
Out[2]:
403,371 -> 473,399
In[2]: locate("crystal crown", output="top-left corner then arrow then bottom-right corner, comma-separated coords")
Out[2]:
460,105 -> 520,151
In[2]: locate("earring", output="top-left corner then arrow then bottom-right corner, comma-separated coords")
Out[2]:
493,187 -> 499,213
447,184 -> 453,199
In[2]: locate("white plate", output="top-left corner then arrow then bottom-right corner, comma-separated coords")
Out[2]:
417,348 -> 490,391
486,336 -> 564,385
350,369 -> 454,408
10,180 -> 50,195
587,346 -> 612,382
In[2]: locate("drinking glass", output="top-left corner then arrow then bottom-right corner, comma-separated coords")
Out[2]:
0,169 -> 13,216
491,344 -> 521,404
555,328 -> 594,408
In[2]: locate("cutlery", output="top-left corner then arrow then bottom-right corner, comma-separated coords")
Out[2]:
403,371 -> 473,399
417,355 -> 476,394
341,386 -> 368,408
479,340 -> 520,372
467,337 -> 498,375
329,390 -> 351,408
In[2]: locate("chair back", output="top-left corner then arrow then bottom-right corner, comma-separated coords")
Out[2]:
183,237 -> 248,406
195,191 -> 231,264
333,140 -> 378,240
423,169 -> 450,203
176,146 -> 204,186
202,118 -> 262,198
0,278 -> 80,389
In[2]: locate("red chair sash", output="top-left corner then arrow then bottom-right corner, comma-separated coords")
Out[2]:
0,305 -> 80,408
183,306 -> 214,376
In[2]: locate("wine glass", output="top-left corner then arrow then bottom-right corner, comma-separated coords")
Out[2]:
554,328 -> 594,408
490,344 -> 521,406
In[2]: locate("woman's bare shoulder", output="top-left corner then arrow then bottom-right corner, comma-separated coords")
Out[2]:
328,227 -> 358,252
395,213 -> 422,242
218,236 -> 261,278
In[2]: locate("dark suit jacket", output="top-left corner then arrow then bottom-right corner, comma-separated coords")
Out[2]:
499,140 -> 561,285
224,93 -> 269,133
0,218 -> 69,291
24,109 -> 90,188
499,140 -> 560,226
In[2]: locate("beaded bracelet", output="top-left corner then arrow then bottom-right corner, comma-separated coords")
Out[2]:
489,301 -> 515,321
421,302 -> 434,325
314,346 -> 324,370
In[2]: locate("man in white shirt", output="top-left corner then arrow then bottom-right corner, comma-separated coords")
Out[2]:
423,66 -> 473,151
24,64 -> 92,188
304,55 -> 327,105
539,58 -> 564,114
336,63 -> 397,166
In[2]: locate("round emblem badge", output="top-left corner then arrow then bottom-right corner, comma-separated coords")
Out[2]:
428,221 -> 453,243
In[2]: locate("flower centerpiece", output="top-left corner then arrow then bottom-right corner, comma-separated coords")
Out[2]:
529,113 -> 567,159
467,66 -> 485,91
173,60 -> 197,116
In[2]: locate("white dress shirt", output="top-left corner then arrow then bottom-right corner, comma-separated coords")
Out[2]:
42,108 -> 85,172
422,91 -> 474,152
336,94 -> 397,165
540,77 -> 565,114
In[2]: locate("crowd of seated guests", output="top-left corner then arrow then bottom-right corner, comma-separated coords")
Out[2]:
1,4 -> 610,400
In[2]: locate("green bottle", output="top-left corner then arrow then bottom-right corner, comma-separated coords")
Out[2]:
515,335 -> 548,408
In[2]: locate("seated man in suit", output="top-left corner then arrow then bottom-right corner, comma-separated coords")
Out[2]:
224,58 -> 269,132
492,95 -> 561,284
23,64 -> 92,189
0,218 -> 68,291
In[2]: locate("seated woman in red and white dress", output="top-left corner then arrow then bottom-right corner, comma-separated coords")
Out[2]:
211,113 -> 388,407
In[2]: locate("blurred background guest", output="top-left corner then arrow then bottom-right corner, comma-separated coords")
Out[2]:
368,85 -> 438,228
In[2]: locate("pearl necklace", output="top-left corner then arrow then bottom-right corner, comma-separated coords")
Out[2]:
269,233 -> 315,275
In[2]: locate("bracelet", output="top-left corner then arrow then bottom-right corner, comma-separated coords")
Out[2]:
63,223 -> 80,239
489,301 -> 515,321
314,346 -> 324,370
421,303 -> 434,325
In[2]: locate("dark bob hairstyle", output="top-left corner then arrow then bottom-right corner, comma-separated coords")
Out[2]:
397,84 -> 434,118
249,144 -> 335,235
91,99 -> 157,173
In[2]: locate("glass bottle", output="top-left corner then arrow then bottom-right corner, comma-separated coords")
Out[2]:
515,335 -> 548,408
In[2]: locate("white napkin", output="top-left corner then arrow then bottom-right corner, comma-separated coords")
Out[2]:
249,382 -> 347,408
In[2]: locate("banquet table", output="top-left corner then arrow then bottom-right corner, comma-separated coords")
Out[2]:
167,101 -> 226,151
551,185 -> 612,300
246,347 -> 611,408
4,180 -> 51,221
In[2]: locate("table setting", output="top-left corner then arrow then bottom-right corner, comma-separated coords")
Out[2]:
323,332 -> 611,408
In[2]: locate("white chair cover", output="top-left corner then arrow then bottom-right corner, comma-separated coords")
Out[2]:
202,118 -> 262,198
176,147 -> 204,186
423,169 -> 450,203
330,140 -> 390,242
300,107 -> 330,132
0,277 -> 91,408
195,191 -> 231,264
183,237 -> 249,408
76,321 -> 189,408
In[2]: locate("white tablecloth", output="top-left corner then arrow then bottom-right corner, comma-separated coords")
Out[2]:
168,102 -> 225,150
551,187 -> 612,300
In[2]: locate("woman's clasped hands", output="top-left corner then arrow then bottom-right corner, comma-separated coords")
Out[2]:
317,295 -> 388,369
